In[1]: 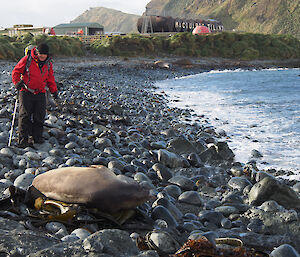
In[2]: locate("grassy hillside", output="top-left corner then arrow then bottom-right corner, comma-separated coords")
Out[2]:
146,0 -> 300,39
71,7 -> 140,33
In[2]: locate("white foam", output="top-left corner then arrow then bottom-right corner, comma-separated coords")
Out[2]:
156,68 -> 300,177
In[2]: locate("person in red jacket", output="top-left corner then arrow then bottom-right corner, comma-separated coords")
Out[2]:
12,43 -> 58,147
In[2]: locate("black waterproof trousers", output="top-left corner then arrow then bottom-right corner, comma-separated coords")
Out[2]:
18,91 -> 46,144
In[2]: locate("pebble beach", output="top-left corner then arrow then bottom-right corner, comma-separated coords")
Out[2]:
0,56 -> 300,256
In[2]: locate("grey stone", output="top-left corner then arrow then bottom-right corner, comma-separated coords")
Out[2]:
248,177 -> 300,210
216,141 -> 234,161
152,197 -> 183,221
13,173 -> 35,190
167,137 -> 197,154
158,149 -> 184,168
149,231 -> 180,254
178,191 -> 203,206
168,175 -> 196,191
228,177 -> 252,191
270,244 -> 300,257
152,163 -> 173,181
151,205 -> 178,228
86,229 -> 139,256
163,185 -> 182,199
214,206 -> 239,216
71,228 -> 91,240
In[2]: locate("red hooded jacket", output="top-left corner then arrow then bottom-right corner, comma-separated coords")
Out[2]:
12,47 -> 57,94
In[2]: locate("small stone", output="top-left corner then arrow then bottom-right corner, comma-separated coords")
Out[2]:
71,228 -> 91,240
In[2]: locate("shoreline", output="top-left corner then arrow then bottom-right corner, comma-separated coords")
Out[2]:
0,56 -> 299,255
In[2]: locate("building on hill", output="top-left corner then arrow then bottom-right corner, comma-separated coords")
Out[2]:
53,22 -> 104,36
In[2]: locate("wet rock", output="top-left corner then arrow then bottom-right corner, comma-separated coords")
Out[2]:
167,137 -> 197,154
151,141 -> 167,149
214,206 -> 239,216
251,149 -> 263,158
248,177 -> 300,210
228,177 -> 252,191
216,141 -> 235,161
0,148 -> 14,157
255,171 -> 275,182
198,210 -> 224,226
46,222 -> 68,235
270,244 -> 300,257
71,228 -> 91,240
163,185 -> 182,199
258,200 -> 285,212
152,197 -> 183,221
152,163 -> 173,181
151,205 -> 178,228
178,191 -> 203,206
247,218 -> 265,233
13,173 -> 35,190
157,149 -> 185,168
149,231 -> 180,254
168,175 -> 196,191
199,145 -> 222,163
87,229 -> 139,256
230,166 -> 244,177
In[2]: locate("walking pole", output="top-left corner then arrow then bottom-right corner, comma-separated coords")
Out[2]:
8,97 -> 18,147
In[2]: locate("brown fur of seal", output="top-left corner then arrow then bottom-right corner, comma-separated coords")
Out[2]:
32,166 -> 150,214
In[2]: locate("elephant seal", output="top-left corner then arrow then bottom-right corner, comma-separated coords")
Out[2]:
31,166 -> 150,214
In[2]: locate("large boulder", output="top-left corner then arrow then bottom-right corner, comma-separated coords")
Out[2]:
248,177 -> 300,210
167,137 -> 197,154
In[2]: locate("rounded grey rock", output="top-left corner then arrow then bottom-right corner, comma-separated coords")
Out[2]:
0,148 -> 14,157
65,142 -> 79,150
259,200 -> 285,212
25,151 -> 41,160
178,191 -> 203,206
13,173 -> 35,190
163,185 -> 182,199
221,218 -> 232,229
152,163 -> 173,181
71,228 -> 91,240
214,206 -> 239,216
149,231 -> 180,254
46,222 -> 68,234
151,205 -> 178,228
168,175 -> 196,191
270,244 -> 300,257
228,177 -> 252,191
61,234 -> 80,243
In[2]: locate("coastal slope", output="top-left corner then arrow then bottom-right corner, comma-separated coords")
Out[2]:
146,0 -> 300,38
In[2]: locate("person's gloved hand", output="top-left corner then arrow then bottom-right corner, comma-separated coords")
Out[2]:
15,80 -> 25,90
52,91 -> 58,99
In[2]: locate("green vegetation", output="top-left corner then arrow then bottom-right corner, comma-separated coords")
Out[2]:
0,33 -> 84,60
91,32 -> 300,60
1,32 -> 299,61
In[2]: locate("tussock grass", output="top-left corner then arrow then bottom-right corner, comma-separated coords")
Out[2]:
0,33 -> 84,60
91,32 -> 300,60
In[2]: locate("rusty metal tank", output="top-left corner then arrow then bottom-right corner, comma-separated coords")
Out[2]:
137,15 -> 223,33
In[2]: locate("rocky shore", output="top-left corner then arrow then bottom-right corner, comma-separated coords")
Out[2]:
0,56 -> 299,256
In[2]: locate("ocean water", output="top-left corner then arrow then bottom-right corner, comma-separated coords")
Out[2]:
156,68 -> 300,177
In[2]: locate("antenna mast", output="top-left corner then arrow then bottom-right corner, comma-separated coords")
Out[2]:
141,7 -> 153,34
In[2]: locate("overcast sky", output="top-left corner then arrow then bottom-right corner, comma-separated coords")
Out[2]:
0,0 -> 150,28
